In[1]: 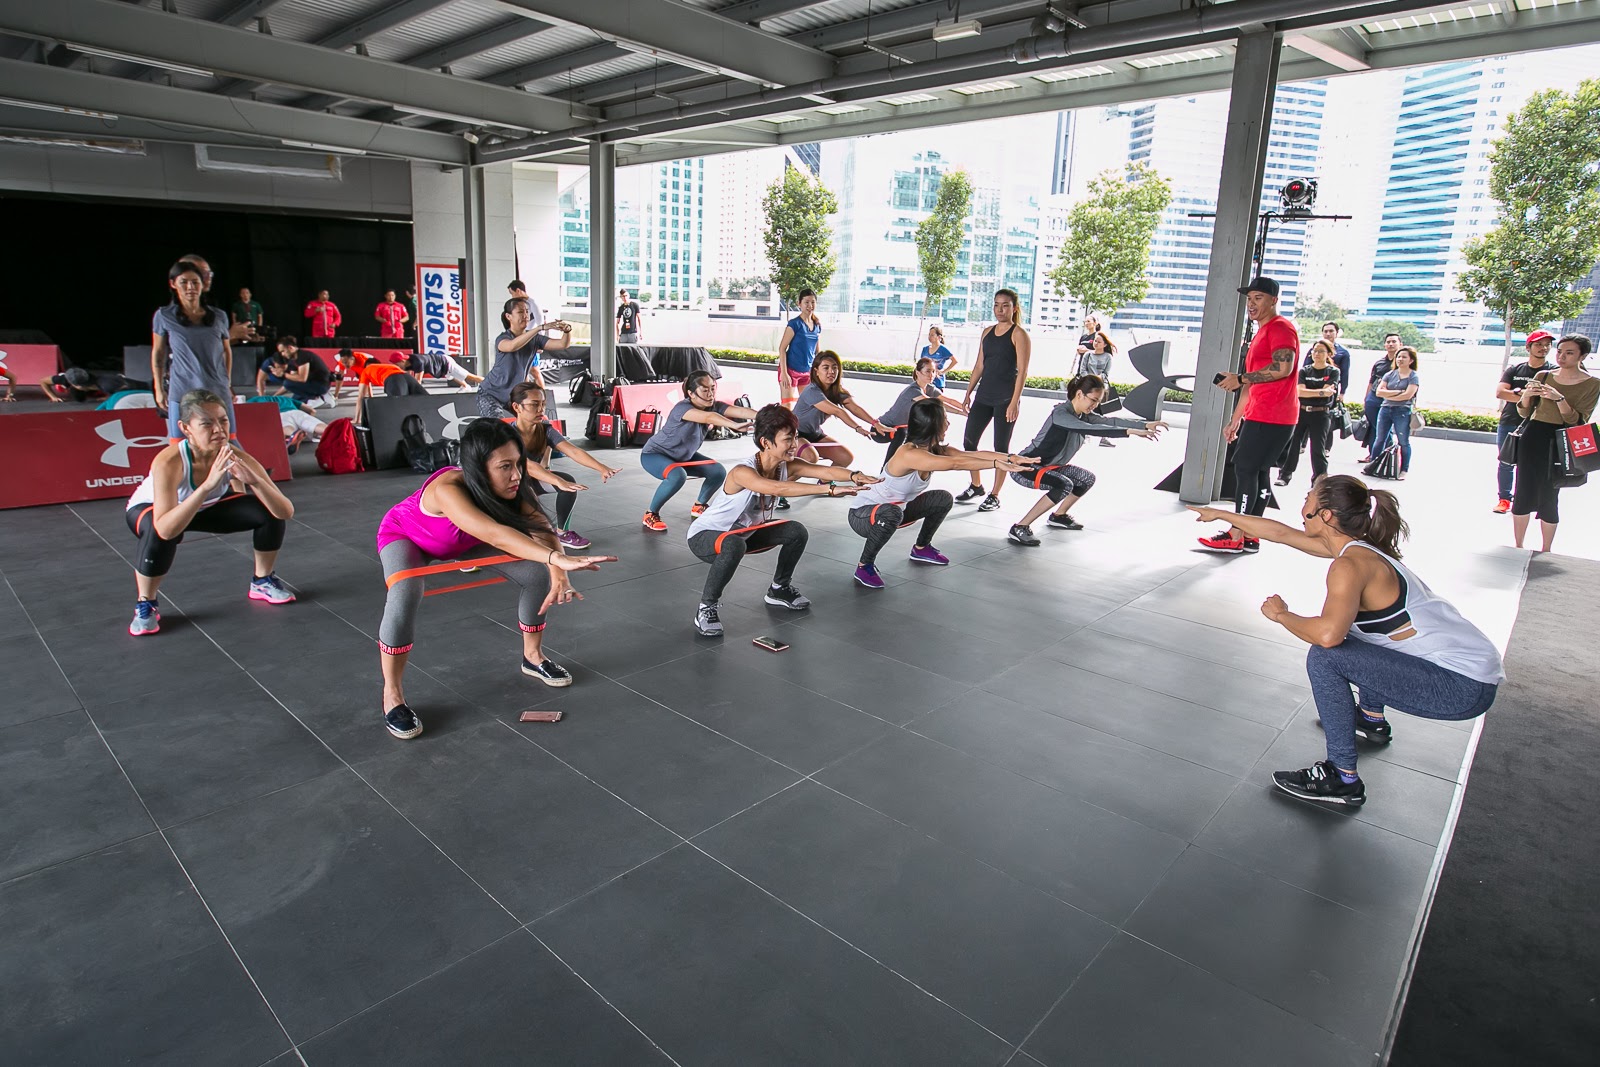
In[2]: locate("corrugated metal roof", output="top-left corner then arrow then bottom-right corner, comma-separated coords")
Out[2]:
523,54 -> 664,97
248,0 -> 394,44
450,24 -> 615,81
359,1 -> 514,63
760,0 -> 930,37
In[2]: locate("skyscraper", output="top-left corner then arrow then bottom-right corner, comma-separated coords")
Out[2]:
557,157 -> 706,308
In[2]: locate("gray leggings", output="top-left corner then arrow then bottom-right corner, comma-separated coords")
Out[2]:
378,539 -> 550,654
847,491 -> 953,565
687,521 -> 807,604
1010,464 -> 1096,502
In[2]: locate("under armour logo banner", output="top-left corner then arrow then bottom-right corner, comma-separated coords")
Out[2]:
95,419 -> 168,468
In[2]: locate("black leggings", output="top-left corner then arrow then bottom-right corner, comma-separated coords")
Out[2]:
847,491 -> 952,564
126,495 -> 286,577
1279,410 -> 1331,480
688,521 -> 807,604
533,468 -> 579,529
963,399 -> 1016,454
1233,421 -> 1295,518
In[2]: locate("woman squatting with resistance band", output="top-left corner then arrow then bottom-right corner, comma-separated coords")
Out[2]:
510,381 -> 622,551
1006,374 -> 1167,546
639,371 -> 759,531
125,389 -> 297,636
686,404 -> 877,637
374,420 -> 617,740
791,352 -> 893,471
872,357 -> 968,467
848,397 -> 1035,589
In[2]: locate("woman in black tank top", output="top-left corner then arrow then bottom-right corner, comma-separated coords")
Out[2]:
958,288 -> 1032,511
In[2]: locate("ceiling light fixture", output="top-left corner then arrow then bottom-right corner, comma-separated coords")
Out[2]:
281,139 -> 366,155
68,44 -> 213,79
0,96 -> 118,121
932,19 -> 983,42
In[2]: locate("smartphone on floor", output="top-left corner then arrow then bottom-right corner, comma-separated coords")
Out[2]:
519,710 -> 564,723
752,635 -> 790,653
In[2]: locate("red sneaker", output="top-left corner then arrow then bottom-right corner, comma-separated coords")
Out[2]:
689,502 -> 708,516
641,511 -> 668,532
1493,499 -> 1511,514
1197,529 -> 1256,553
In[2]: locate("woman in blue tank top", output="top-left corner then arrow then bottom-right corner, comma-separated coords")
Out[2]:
776,289 -> 822,404
1190,475 -> 1503,807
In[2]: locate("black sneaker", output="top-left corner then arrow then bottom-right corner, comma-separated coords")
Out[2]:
694,602 -> 723,637
521,657 -> 573,687
1271,761 -> 1366,807
764,583 -> 811,610
774,497 -> 791,510
1355,714 -> 1393,745
955,485 -> 985,503
1241,537 -> 1261,553
1274,475 -> 1291,486
384,703 -> 423,740
977,494 -> 1001,512
1008,524 -> 1040,546
1046,513 -> 1084,531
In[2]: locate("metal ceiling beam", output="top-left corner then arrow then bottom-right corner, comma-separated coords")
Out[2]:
317,0 -> 459,52
488,42 -> 631,87
215,0 -> 292,27
404,18 -> 548,70
0,57 -> 470,163
635,125 -> 779,145
788,0 -> 1043,51
1284,27 -> 1371,70
714,0 -> 837,23
0,0 -> 589,130
484,0 -> 835,86
562,64 -> 709,105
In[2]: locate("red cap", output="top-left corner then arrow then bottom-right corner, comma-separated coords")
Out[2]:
1526,329 -> 1555,345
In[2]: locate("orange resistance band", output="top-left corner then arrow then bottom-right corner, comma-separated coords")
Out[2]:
384,553 -> 520,589
659,459 -> 720,479
867,501 -> 918,531
713,519 -> 791,554
1032,465 -> 1062,489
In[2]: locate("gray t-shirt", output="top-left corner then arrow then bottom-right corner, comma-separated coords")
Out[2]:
793,383 -> 832,436
479,330 -> 547,406
1379,370 -> 1419,409
642,398 -> 728,460
879,383 -> 941,429
153,303 -> 230,402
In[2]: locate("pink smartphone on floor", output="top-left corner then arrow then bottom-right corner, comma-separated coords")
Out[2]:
752,635 -> 790,653
519,710 -> 564,723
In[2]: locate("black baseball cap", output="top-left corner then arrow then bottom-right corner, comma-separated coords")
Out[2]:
1238,276 -> 1280,298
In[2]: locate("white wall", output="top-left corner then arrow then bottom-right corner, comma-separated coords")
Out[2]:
513,165 -> 561,319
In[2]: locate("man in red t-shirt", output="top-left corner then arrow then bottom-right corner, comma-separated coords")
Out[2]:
1198,276 -> 1300,553
374,290 -> 409,338
304,290 -> 342,338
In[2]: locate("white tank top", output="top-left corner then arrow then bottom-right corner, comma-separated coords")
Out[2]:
853,464 -> 933,509
686,455 -> 784,539
1339,541 -> 1505,685
127,441 -> 231,512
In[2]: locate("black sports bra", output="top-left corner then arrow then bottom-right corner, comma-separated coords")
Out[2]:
1353,561 -> 1410,636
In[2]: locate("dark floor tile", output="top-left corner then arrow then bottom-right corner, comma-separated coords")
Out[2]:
817,731 -> 1185,925
872,581 -> 1085,652
299,931 -> 672,1066
1129,584 -> 1313,649
92,685 -> 343,829
1088,607 -> 1314,684
187,601 -> 376,671
1026,934 -> 1365,1067
39,613 -> 246,707
357,720 -> 677,922
526,676 -> 801,836
912,690 -> 1238,841
0,711 -> 153,882
1195,787 -> 1438,929
167,769 -> 518,1041
622,650 -> 891,772
817,602 -> 1033,683
1362,713 -> 1475,782
911,563 -> 1126,630
403,614 -> 598,709
550,601 -> 719,678
533,844 -> 1012,1066
1125,847 -> 1410,1051
11,562 -> 150,632
0,630 -> 80,727
0,835 -> 289,1065
1039,626 -> 1311,728
698,782 -> 1112,1041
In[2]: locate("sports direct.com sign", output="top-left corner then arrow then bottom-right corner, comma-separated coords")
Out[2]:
417,262 -> 466,358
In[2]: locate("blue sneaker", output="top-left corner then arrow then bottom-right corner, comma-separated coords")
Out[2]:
248,573 -> 297,605
128,598 -> 160,637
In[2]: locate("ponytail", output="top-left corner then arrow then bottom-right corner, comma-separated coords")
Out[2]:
1314,474 -> 1409,559
1067,373 -> 1105,399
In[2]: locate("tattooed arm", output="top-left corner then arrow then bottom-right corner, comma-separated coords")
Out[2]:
1241,347 -> 1297,386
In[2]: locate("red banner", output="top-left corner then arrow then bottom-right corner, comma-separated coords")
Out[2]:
0,344 -> 64,384
0,404 -> 289,510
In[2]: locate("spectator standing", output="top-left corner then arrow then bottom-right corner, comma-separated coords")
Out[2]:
1276,339 -> 1341,485
304,290 -> 341,339
616,288 -> 643,344
507,280 -> 542,333
920,325 -> 957,390
403,285 -> 418,336
1198,276 -> 1300,554
957,288 -> 1032,512
1306,322 -> 1351,393
1493,329 -> 1553,513
182,253 -> 254,345
152,259 -> 232,439
1511,334 -> 1598,554
232,288 -> 264,331
374,290 -> 409,339
776,289 -> 822,406
1081,331 -> 1119,447
1361,333 -> 1400,461
1370,347 -> 1420,479
1075,314 -> 1101,359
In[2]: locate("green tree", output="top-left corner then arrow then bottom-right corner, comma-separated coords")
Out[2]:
762,167 -> 839,308
1297,293 -> 1346,326
1047,163 -> 1173,322
915,169 -> 974,317
1456,79 -> 1600,361
1341,318 -> 1435,354
707,278 -> 724,299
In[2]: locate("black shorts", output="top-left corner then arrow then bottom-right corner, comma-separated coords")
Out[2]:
798,429 -> 826,444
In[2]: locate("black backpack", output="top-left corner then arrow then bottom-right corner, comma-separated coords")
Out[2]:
400,413 -> 459,473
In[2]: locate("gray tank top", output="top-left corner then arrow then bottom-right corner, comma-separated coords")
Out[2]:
686,455 -> 785,538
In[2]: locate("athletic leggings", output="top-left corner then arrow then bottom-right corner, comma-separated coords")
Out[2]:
1010,465 -> 1096,503
642,451 -> 725,514
1307,639 -> 1497,772
126,495 -> 285,577
533,468 -> 579,529
963,399 -> 1016,455
1278,409 -> 1331,481
1233,421 -> 1294,519
687,521 -> 807,604
377,539 -> 550,654
847,491 -> 952,565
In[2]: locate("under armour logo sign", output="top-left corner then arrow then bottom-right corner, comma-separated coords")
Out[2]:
96,420 -> 168,468
1570,426 -> 1597,457
436,402 -> 485,441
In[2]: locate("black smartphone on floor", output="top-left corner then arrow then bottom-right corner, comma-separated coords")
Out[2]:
752,635 -> 790,653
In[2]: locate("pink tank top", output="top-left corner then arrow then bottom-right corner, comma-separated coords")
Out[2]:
376,467 -> 483,560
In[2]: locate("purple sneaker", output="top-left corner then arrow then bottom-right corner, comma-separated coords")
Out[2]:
908,544 -> 949,566
853,563 -> 886,589
557,529 -> 591,550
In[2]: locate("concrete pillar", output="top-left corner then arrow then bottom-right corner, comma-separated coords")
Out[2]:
513,164 -> 562,324
410,161 -> 465,271
589,141 -> 617,380
1179,31 -> 1282,505
482,162 -> 517,334
462,166 -> 487,366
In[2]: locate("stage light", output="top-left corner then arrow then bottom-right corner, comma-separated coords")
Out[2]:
1280,176 -> 1317,214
